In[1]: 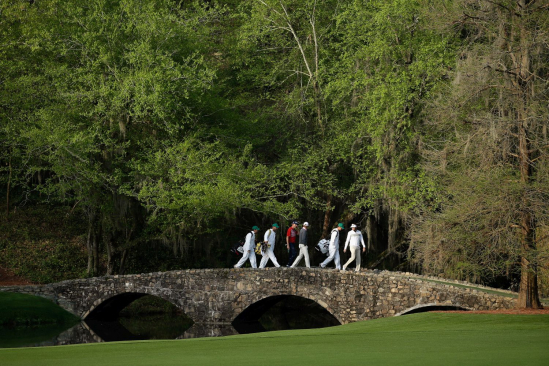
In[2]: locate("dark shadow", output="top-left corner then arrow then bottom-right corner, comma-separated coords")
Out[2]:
84,319 -> 144,342
84,294 -> 193,342
85,293 -> 149,321
400,305 -> 469,316
232,295 -> 341,334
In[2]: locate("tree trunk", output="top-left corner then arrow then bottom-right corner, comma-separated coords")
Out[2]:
86,223 -> 93,276
515,0 -> 541,308
517,124 -> 541,308
93,233 -> 99,275
6,153 -> 12,219
518,257 -> 541,308
86,209 -> 96,276
314,81 -> 322,130
321,196 -> 332,238
119,249 -> 128,275
106,236 -> 114,275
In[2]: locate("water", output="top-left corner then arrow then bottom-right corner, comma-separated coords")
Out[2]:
0,316 -> 238,348
0,295 -> 340,348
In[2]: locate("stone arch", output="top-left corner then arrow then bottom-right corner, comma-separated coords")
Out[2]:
232,294 -> 342,333
395,303 -> 472,317
82,290 -> 182,320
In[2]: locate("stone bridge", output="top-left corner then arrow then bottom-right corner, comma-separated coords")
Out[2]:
0,268 -> 516,326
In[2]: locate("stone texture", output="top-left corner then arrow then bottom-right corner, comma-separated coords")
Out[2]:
0,268 -> 516,325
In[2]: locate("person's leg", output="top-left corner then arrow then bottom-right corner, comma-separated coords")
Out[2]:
342,248 -> 357,271
268,249 -> 280,267
259,253 -> 269,268
321,247 -> 336,268
334,249 -> 341,270
303,246 -> 310,268
355,247 -> 361,272
291,246 -> 304,267
287,243 -> 297,266
249,252 -> 257,268
234,251 -> 250,268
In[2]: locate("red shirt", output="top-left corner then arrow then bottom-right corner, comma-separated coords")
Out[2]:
287,227 -> 297,243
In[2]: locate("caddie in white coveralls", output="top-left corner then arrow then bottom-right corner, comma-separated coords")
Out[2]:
234,226 -> 260,268
320,223 -> 344,270
342,224 -> 366,272
259,223 -> 281,268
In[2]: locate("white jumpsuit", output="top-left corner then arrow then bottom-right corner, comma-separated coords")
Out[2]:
342,229 -> 366,272
320,229 -> 341,270
259,229 -> 280,268
234,231 -> 257,268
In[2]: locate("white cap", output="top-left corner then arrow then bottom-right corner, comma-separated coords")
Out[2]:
351,224 -> 357,228
303,222 -> 309,226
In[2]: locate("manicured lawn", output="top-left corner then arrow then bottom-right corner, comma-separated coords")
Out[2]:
0,292 -> 80,326
1,313 -> 548,366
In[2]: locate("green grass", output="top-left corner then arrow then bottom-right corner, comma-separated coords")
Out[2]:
0,292 -> 80,326
1,313 -> 548,366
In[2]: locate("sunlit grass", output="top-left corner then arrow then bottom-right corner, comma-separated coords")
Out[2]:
1,313 -> 548,366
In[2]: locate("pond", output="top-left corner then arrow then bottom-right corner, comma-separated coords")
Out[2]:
0,295 -> 340,348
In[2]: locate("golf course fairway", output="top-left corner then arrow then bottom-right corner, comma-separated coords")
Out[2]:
1,313 -> 548,366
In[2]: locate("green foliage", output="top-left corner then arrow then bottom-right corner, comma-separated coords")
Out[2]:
410,0 -> 549,300
2,0 -> 546,299
0,205 -> 87,283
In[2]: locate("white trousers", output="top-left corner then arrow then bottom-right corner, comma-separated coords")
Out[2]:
342,246 -> 361,271
259,248 -> 280,268
234,250 -> 257,268
291,244 -> 310,268
320,246 -> 340,270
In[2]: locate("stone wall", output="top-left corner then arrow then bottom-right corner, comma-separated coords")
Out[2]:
0,268 -> 517,324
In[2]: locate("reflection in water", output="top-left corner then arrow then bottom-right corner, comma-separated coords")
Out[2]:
0,319 -> 239,348
85,314 -> 194,342
1,296 -> 341,348
0,322 -> 80,348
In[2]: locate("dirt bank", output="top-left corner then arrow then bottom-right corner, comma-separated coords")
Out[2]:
0,267 -> 34,286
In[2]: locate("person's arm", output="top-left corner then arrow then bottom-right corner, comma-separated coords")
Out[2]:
264,230 -> 270,243
360,232 -> 366,251
330,230 -> 337,246
344,232 -> 350,252
286,228 -> 290,247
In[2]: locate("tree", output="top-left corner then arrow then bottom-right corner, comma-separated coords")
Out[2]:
1,0 -> 218,274
412,0 -> 549,307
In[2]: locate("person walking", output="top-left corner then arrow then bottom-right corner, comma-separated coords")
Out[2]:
320,223 -> 344,270
342,224 -> 366,272
234,226 -> 260,268
286,221 -> 299,267
291,222 -> 310,268
259,223 -> 281,268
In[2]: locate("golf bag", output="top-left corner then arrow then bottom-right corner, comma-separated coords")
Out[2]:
255,242 -> 270,255
230,240 -> 245,256
315,239 -> 330,255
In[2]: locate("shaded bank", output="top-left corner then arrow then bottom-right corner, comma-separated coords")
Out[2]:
0,292 -> 79,326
